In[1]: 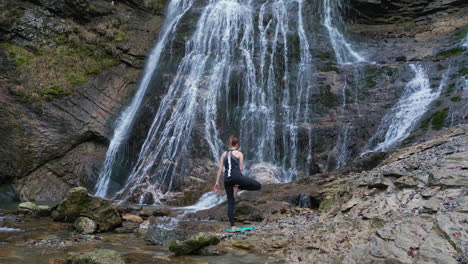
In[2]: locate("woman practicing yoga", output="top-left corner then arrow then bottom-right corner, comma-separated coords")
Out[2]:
213,136 -> 261,232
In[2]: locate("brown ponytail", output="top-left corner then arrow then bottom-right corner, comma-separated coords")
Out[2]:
228,136 -> 239,148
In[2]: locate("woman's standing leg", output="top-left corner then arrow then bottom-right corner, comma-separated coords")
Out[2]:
224,181 -> 236,227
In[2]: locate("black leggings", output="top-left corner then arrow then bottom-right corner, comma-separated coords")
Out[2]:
224,175 -> 261,227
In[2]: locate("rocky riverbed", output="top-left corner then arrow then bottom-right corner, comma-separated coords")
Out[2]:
1,125 -> 466,264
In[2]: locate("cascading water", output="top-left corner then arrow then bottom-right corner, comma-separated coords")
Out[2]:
362,65 -> 449,154
112,0 -> 317,203
322,0 -> 366,64
94,0 -> 194,198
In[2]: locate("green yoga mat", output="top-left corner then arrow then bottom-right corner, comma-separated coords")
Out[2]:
226,226 -> 255,233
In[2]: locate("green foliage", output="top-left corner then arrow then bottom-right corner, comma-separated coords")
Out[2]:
0,5 -> 24,27
450,96 -> 461,102
320,85 -> 338,108
434,100 -> 442,107
322,63 -> 339,72
436,47 -> 463,58
395,56 -> 406,62
319,199 -> 333,212
445,83 -> 455,96
2,37 -> 118,102
420,117 -> 430,130
431,108 -> 448,130
2,43 -> 33,67
144,0 -> 169,11
454,27 -> 468,41
366,76 -> 377,88
459,67 -> 468,76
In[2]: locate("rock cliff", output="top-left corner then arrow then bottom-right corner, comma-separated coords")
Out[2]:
0,0 -> 166,200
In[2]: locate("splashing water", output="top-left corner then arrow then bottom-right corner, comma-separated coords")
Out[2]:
114,0 -> 317,203
462,33 -> 468,48
322,0 -> 366,64
156,191 -> 226,230
94,0 -> 194,198
362,64 -> 449,154
176,191 -> 226,212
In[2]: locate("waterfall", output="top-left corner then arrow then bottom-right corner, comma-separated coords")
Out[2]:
362,64 -> 449,154
322,0 -> 366,64
94,0 -> 194,198
106,0 -> 318,204
462,34 -> 468,48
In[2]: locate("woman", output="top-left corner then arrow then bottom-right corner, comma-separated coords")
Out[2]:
213,136 -> 261,231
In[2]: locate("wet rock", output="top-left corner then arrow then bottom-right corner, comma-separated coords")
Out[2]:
36,205 -> 52,217
74,217 -> 97,234
229,240 -> 255,250
122,214 -> 143,223
17,202 -> 37,214
67,249 -> 125,264
145,226 -> 188,246
198,245 -> 222,256
248,162 -> 281,184
168,235 -> 220,256
152,206 -> 173,217
51,187 -> 121,232
114,221 -> 139,233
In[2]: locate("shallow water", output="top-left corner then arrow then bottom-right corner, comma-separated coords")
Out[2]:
0,215 -> 273,264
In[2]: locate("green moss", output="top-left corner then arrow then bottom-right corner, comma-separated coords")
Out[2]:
401,21 -> 416,31
113,32 -> 126,42
454,27 -> 468,41
395,56 -> 406,62
322,63 -> 339,72
445,83 -> 455,95
420,117 -> 430,130
459,67 -> 468,76
366,76 -> 377,89
436,47 -> 463,58
319,199 -> 333,212
320,85 -> 338,108
431,108 -> 448,130
0,5 -> 24,27
169,236 -> 220,256
319,52 -> 332,61
3,36 -> 119,102
2,43 -> 33,67
450,96 -> 461,102
144,0 -> 169,11
434,100 -> 442,107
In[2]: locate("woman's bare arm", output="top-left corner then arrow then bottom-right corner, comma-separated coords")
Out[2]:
239,152 -> 244,173
215,152 -> 225,185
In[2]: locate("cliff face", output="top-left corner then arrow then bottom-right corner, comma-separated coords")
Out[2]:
0,0 -> 466,202
0,0 -> 166,200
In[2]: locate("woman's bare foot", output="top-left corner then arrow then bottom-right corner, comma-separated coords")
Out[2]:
231,226 -> 237,232
233,185 -> 239,199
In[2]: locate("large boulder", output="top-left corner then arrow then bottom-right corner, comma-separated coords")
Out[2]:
248,163 -> 281,184
67,249 -> 124,264
51,187 -> 121,232
74,216 -> 97,234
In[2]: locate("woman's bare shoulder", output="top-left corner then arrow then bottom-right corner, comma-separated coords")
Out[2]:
232,150 -> 243,158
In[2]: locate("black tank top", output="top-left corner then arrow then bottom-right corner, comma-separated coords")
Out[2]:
224,150 -> 242,180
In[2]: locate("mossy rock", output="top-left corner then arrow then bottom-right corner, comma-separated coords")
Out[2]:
169,236 -> 220,256
436,47 -> 463,58
1,36 -> 118,103
319,85 -> 338,108
318,199 -> 333,212
52,187 -> 121,232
